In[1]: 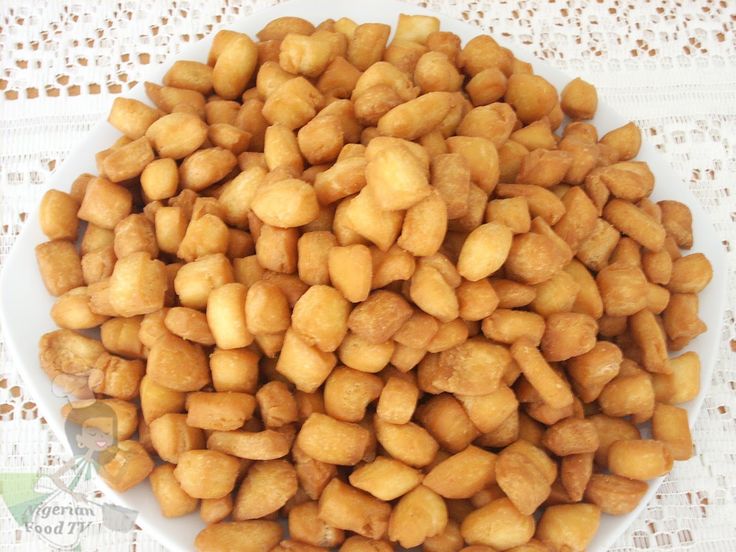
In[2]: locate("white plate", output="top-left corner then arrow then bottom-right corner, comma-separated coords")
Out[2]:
0,0 -> 728,550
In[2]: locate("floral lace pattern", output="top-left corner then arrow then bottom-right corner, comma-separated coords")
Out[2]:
1,1 -> 735,550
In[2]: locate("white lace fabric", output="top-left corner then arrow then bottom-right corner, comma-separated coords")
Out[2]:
1,0 -> 735,550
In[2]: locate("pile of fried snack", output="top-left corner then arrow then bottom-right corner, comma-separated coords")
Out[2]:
34,12 -> 714,552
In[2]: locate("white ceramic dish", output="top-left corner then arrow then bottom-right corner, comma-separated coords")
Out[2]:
0,0 -> 727,550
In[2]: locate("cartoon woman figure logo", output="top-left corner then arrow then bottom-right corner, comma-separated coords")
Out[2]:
0,395 -> 138,551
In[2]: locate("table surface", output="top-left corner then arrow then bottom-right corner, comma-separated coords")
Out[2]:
1,0 -> 735,550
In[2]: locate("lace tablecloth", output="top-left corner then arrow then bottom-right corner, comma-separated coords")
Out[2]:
1,1 -> 735,550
